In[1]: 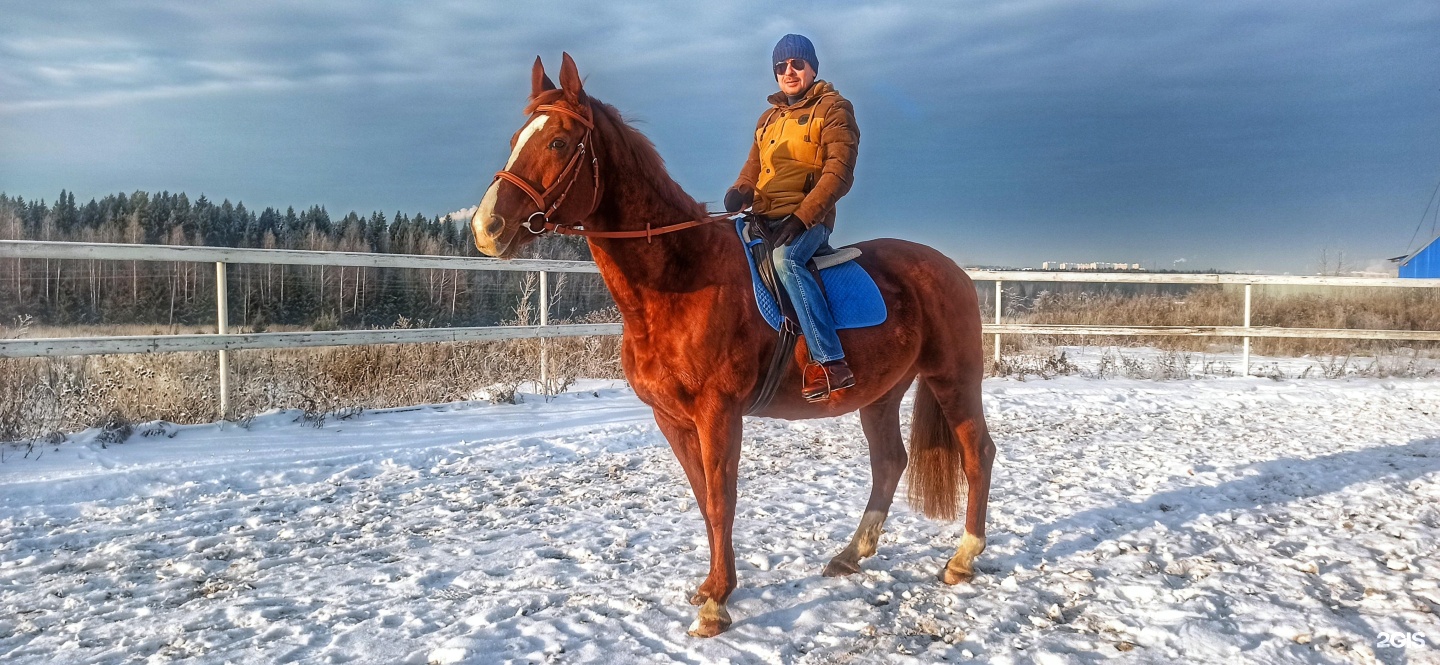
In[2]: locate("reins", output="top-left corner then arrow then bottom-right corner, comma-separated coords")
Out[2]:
531,213 -> 737,241
491,102 -> 735,242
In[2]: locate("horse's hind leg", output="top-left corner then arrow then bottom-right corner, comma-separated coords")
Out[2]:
925,377 -> 996,584
824,381 -> 910,577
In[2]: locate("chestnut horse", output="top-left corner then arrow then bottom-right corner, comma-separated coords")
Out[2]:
470,54 -> 995,637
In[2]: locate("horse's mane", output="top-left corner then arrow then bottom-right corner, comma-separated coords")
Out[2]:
526,90 -> 705,219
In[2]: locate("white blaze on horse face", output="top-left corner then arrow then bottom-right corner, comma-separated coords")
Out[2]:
505,115 -> 549,169
471,182 -> 503,255
473,114 -> 550,254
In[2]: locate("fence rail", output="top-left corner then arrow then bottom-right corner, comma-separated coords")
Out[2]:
0,239 -> 600,273
2,241 -> 1438,418
965,270 -> 1434,288
983,324 -> 1440,341
0,324 -> 625,358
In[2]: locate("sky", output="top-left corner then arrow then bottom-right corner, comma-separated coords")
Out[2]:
1,1 -> 1437,274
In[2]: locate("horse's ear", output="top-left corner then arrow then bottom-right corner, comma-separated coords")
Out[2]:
558,52 -> 586,103
531,56 -> 556,97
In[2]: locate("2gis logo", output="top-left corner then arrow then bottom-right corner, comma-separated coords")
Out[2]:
1376,632 -> 1428,649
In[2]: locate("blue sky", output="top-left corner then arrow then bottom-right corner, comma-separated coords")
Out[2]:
1,1 -> 1437,273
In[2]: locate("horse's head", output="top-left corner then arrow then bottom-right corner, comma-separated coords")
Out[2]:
471,53 -> 600,258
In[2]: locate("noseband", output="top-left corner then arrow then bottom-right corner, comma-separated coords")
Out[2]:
490,102 -> 732,242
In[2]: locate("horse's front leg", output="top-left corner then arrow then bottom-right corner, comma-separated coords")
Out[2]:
686,406 -> 743,638
653,413 -> 713,606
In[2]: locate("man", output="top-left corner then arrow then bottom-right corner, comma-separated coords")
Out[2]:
725,33 -> 860,402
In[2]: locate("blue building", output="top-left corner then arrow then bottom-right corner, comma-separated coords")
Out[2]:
1397,235 -> 1440,278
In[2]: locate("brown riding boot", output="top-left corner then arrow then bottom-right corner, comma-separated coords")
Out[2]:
802,360 -> 856,402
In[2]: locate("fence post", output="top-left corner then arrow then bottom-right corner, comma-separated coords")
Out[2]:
994,280 -> 1003,365
539,271 -> 549,395
216,261 -> 230,420
1242,283 -> 1252,377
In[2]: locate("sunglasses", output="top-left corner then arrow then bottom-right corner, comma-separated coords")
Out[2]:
773,59 -> 809,75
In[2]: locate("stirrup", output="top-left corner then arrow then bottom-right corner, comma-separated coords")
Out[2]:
802,362 -> 841,402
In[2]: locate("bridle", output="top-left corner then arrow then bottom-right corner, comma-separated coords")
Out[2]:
490,102 -> 733,242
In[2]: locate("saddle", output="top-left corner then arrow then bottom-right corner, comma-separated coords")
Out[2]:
740,219 -> 863,288
738,216 -> 872,414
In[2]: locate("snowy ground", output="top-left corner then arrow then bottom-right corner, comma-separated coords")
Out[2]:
2,365 -> 1440,664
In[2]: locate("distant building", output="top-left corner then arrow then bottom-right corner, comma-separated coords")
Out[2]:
1041,261 -> 1144,272
1396,236 -> 1440,278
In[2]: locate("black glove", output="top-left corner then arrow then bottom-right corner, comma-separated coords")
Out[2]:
767,214 -> 807,248
724,186 -> 754,213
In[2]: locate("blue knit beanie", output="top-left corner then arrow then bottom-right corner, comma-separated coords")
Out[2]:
772,34 -> 818,74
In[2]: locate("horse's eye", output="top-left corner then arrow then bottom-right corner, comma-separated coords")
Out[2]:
549,139 -> 566,150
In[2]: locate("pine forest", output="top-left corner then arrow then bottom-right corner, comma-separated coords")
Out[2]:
0,190 -> 616,331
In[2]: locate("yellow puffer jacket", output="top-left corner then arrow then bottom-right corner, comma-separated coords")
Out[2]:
731,80 -> 859,229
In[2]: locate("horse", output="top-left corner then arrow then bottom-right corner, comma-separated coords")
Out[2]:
469,53 -> 995,638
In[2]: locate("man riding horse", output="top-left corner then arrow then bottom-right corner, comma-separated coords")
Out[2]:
726,34 -> 859,402
471,49 -> 995,639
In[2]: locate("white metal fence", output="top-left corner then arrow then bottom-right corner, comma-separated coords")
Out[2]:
0,240 -> 617,418
2,241 -> 1438,418
968,270 -> 1440,376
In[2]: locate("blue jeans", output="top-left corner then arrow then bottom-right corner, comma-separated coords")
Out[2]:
772,223 -> 845,364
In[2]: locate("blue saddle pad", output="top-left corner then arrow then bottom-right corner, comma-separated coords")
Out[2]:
736,219 -> 887,331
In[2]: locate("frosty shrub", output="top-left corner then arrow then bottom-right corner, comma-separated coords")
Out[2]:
0,308 -> 623,444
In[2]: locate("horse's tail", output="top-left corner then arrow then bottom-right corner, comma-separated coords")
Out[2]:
905,379 -> 964,520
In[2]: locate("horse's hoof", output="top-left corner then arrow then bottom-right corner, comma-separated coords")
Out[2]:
687,590 -> 708,606
686,618 -> 729,638
686,599 -> 732,638
823,557 -> 862,577
939,565 -> 974,585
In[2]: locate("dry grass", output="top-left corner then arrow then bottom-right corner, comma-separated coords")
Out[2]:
987,345 -> 1438,382
985,285 -> 1440,379
994,285 -> 1440,357
0,307 -> 623,444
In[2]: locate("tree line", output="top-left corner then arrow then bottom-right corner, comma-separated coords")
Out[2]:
0,190 -> 611,330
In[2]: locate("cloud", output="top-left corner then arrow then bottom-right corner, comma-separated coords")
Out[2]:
446,206 -> 477,224
6,1 -> 1435,119
3,1 -> 1438,272
0,2 -> 763,113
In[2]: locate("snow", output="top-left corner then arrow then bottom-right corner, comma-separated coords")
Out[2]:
2,372 -> 1439,664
